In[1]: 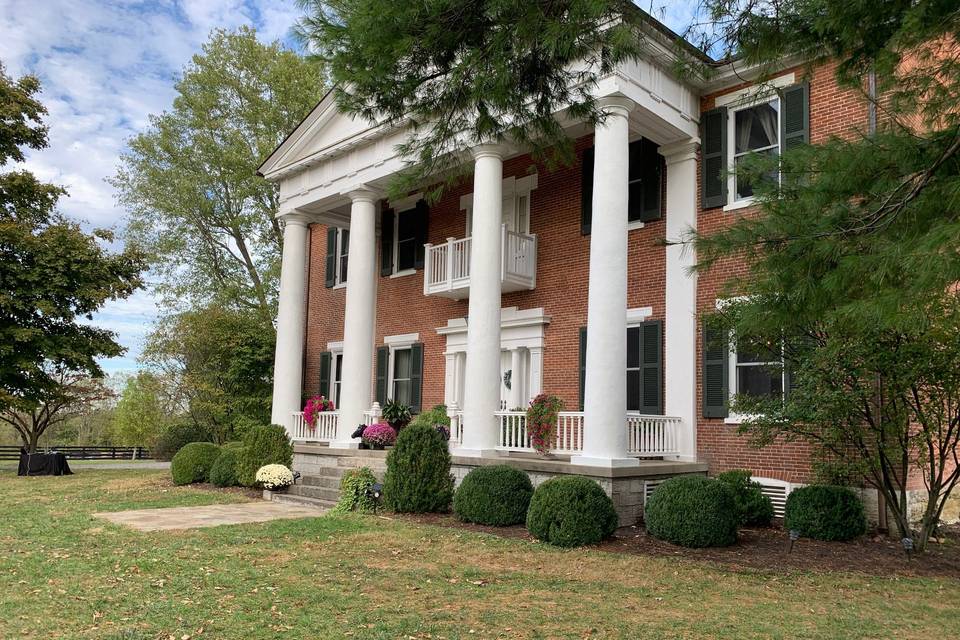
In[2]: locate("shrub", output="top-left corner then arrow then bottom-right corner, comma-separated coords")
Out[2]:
526,394 -> 563,455
784,485 -> 867,541
383,423 -> 454,513
409,404 -> 450,429
170,442 -> 222,485
453,465 -> 533,526
716,469 -> 775,527
645,475 -> 739,548
332,467 -> 379,514
361,423 -> 396,449
256,464 -> 294,490
381,399 -> 412,430
526,476 -> 618,547
209,446 -> 241,487
153,421 -> 211,461
236,424 -> 293,487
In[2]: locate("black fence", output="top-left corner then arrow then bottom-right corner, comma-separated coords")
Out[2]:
0,446 -> 153,461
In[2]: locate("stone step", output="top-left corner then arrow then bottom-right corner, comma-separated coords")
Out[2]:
337,456 -> 387,470
268,492 -> 336,510
301,474 -> 343,489
288,484 -> 341,502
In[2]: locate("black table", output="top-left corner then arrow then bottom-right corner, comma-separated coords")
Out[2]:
17,451 -> 72,476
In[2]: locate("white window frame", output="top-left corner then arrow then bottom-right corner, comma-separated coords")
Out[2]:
333,229 -> 349,288
726,336 -> 787,425
384,333 -> 419,403
462,174 -> 538,236
387,193 -> 422,279
625,307 -> 653,412
327,341 -> 344,405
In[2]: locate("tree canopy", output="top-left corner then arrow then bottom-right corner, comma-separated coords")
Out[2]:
112,27 -> 325,320
0,63 -> 145,416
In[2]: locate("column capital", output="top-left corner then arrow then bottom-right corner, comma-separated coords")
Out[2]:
277,211 -> 313,227
343,185 -> 382,204
471,143 -> 511,160
596,95 -> 636,119
660,138 -> 700,165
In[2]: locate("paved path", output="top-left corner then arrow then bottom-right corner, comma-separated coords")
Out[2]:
71,461 -> 171,470
94,501 -> 325,531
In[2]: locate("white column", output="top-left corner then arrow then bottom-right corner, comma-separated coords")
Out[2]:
528,346 -> 544,401
455,144 -> 506,456
572,97 -> 639,468
662,139 -> 700,461
333,188 -> 380,447
509,348 -> 523,409
270,212 -> 311,433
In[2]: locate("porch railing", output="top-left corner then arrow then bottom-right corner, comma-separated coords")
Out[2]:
291,410 -> 338,442
494,411 -> 681,457
424,225 -> 537,297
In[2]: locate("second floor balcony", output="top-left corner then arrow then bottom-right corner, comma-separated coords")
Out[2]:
423,224 -> 537,299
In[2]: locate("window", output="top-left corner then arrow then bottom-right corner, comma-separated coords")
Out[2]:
335,228 -> 349,285
391,347 -> 413,406
331,352 -> 343,406
376,334 -> 423,411
732,100 -> 780,201
732,336 -> 785,400
394,212 -> 418,273
324,227 -> 349,288
381,199 -> 428,277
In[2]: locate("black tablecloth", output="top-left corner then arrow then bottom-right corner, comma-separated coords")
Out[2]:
17,451 -> 72,476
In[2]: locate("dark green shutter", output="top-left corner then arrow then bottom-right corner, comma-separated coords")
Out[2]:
701,107 -> 727,209
639,140 -> 663,222
409,342 -> 423,412
380,210 -> 394,276
639,320 -> 663,414
580,147 -> 594,235
702,322 -> 729,418
781,83 -> 810,151
413,200 -> 429,270
324,227 -> 337,288
318,351 -> 332,398
578,326 -> 587,410
375,346 -> 389,405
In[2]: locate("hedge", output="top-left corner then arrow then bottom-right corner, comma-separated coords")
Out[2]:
171,442 -> 221,485
526,476 -> 618,547
716,469 -> 775,527
644,475 -> 739,548
784,485 -> 867,541
236,424 -> 293,487
383,424 -> 454,513
209,446 -> 242,487
453,465 -> 533,526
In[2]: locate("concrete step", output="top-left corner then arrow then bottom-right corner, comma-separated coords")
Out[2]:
337,456 -> 387,470
288,484 -> 341,502
268,492 -> 336,510
301,474 -> 343,489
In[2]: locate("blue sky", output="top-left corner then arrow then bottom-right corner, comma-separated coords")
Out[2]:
1,0 -> 698,376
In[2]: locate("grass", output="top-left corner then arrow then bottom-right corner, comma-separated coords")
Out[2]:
0,469 -> 957,639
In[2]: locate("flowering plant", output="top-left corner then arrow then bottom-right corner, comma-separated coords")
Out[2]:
256,464 -> 294,490
303,395 -> 335,427
361,422 -> 397,449
525,393 -> 564,455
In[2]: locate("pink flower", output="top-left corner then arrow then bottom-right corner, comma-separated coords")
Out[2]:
303,395 -> 335,427
361,422 -> 397,448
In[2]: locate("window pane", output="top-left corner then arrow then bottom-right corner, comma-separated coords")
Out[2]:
627,370 -> 640,411
397,213 -> 418,241
396,238 -> 416,271
340,229 -> 349,256
394,348 -> 411,379
627,327 -> 640,368
628,181 -> 644,222
334,354 -> 343,382
737,364 -> 783,398
340,254 -> 348,281
393,380 -> 411,406
735,102 -> 779,154
736,337 -> 779,364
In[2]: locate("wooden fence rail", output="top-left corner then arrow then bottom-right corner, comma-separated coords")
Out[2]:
0,446 -> 153,461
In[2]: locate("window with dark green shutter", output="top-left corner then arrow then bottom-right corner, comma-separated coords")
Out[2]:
324,227 -> 337,288
318,351 -> 331,400
409,342 -> 423,413
702,322 -> 729,418
383,201 -> 429,274
701,107 -> 728,209
380,210 -> 394,277
581,321 -> 662,414
375,346 -> 389,405
581,138 -> 662,234
781,83 -> 809,151
580,149 -> 594,235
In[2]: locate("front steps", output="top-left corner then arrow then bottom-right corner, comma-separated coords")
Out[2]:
265,449 -> 387,510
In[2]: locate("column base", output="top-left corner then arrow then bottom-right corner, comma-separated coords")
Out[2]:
450,447 -> 501,458
329,440 -> 361,450
569,455 -> 641,469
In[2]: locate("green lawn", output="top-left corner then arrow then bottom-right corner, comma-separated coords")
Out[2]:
0,469 -> 957,639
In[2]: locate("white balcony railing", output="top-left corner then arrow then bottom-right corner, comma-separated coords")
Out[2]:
291,410 -> 338,442
492,411 -> 681,457
424,225 -> 537,299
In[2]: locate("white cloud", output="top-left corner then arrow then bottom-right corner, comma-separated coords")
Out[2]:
0,0 -> 302,372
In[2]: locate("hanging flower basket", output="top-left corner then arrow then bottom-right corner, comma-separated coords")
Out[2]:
526,394 -> 563,455
303,395 -> 335,429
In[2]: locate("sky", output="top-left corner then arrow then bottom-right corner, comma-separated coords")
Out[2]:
1,0 -> 698,377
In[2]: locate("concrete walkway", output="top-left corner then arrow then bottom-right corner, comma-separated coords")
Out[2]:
94,501 -> 325,531
72,461 -> 171,470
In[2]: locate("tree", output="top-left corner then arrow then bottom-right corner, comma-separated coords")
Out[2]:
142,305 -> 275,443
112,27 -> 326,320
0,368 -> 115,452
689,1 -> 960,550
294,0 -> 659,196
0,63 -> 145,424
110,371 -> 177,448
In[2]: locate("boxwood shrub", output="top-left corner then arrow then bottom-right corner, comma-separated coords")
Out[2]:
453,465 -> 533,526
526,476 -> 618,547
154,421 -> 211,461
383,423 -> 454,513
209,445 -> 242,487
236,424 -> 293,487
171,442 -> 222,485
644,475 -> 739,548
716,469 -> 775,527
784,485 -> 867,541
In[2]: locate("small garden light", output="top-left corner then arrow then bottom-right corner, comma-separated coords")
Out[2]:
901,537 -> 913,560
788,529 -> 800,553
366,482 -> 384,513
292,470 -> 301,485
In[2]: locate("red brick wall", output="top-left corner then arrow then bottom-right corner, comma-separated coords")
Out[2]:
695,61 -> 868,483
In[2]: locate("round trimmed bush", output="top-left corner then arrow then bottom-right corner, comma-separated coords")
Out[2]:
526,476 -> 618,547
453,465 -> 533,526
716,469 -> 775,527
784,485 -> 866,541
154,421 -> 211,461
644,475 -> 739,548
171,442 -> 222,485
236,424 -> 293,487
383,423 -> 454,513
209,446 -> 241,487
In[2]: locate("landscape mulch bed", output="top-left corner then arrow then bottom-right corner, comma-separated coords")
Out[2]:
397,512 -> 960,579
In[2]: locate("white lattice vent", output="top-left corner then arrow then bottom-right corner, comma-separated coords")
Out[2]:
643,479 -> 665,504
753,477 -> 792,519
